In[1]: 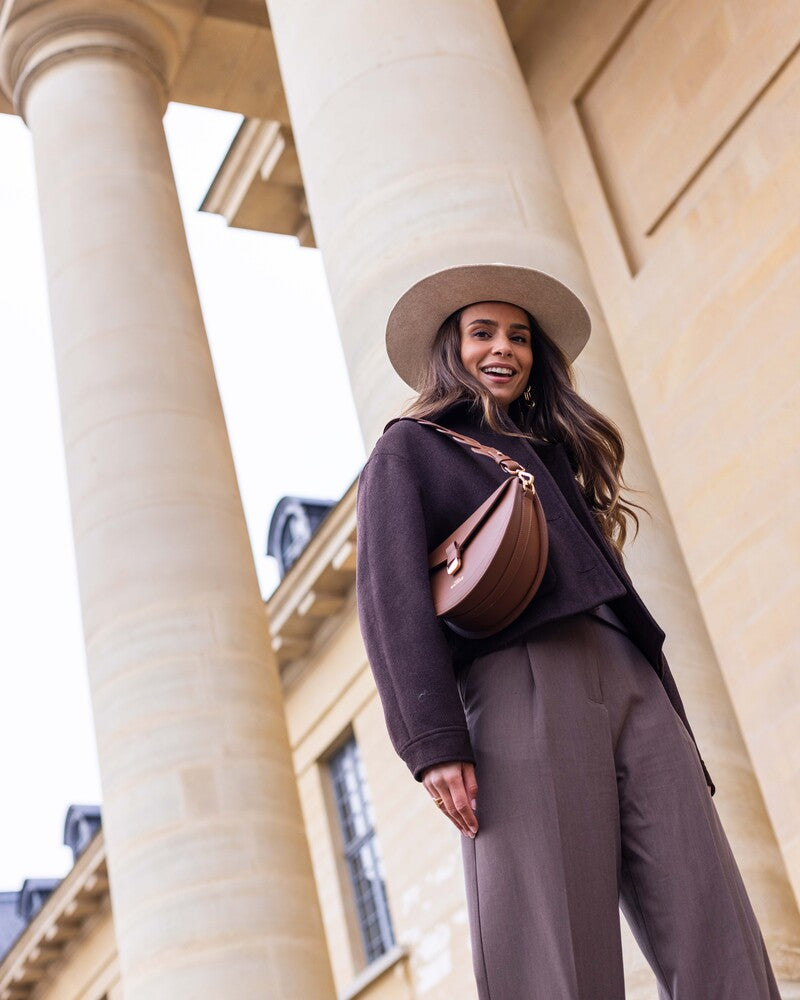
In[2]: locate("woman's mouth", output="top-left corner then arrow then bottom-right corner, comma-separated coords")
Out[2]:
480,365 -> 516,383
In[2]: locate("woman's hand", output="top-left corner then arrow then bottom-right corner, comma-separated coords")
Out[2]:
422,761 -> 479,838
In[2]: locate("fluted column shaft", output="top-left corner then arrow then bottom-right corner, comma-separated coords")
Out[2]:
0,3 -> 336,997
265,0 -> 800,989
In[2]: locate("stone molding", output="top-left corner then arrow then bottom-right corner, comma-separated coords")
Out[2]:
203,118 -> 286,223
266,478 -> 358,676
0,831 -> 109,999
0,0 -> 179,119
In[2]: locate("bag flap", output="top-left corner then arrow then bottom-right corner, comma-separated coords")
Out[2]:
428,478 -> 515,571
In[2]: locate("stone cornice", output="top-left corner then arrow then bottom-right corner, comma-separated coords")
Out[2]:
202,118 -> 286,223
0,0 -> 179,119
200,116 -> 315,246
0,832 -> 109,1000
266,477 -> 359,676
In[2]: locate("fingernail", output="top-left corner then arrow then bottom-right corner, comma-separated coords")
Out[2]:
471,799 -> 477,810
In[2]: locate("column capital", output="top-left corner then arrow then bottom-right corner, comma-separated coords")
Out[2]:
0,0 -> 179,120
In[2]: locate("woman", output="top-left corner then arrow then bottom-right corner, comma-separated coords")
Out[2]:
355,263 -> 779,999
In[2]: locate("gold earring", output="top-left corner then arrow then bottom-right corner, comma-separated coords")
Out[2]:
523,386 -> 533,405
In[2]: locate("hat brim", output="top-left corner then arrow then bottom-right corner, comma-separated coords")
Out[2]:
385,263 -> 591,390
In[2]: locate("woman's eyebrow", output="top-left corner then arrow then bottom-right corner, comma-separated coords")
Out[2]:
466,318 -> 531,332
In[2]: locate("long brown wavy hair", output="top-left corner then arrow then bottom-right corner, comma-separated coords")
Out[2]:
402,307 -> 644,558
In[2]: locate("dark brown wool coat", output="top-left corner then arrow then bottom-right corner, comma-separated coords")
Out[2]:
355,400 -> 714,794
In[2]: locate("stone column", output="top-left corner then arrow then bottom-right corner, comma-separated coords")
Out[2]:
0,3 -> 336,998
265,0 -> 800,990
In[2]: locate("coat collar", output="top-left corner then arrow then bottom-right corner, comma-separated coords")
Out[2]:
386,398 -> 557,453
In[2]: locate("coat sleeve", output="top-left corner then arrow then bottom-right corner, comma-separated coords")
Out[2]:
356,448 -> 475,781
659,650 -> 716,796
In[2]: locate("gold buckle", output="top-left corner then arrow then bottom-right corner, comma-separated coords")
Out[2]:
515,470 -> 535,493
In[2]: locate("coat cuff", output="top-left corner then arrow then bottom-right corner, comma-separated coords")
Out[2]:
401,727 -> 476,782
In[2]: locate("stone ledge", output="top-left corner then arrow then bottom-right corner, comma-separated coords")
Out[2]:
266,477 -> 359,676
338,943 -> 409,1000
0,833 -> 108,999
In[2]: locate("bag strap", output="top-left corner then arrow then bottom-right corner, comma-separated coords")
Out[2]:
410,418 -> 532,480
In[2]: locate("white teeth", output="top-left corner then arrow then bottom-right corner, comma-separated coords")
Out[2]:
482,366 -> 515,376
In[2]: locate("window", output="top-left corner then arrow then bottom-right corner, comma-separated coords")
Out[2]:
328,737 -> 395,965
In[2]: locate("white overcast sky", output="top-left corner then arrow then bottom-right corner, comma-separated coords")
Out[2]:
0,102 -> 365,890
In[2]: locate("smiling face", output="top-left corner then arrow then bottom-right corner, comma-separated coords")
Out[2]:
458,301 -> 533,410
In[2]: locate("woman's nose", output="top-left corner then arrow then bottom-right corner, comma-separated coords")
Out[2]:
492,340 -> 512,355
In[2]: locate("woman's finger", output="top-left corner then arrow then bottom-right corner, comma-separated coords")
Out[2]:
461,761 -> 479,822
446,769 -> 478,837
462,762 -> 478,812
423,762 -> 478,836
436,768 -> 477,837
434,782 -> 471,837
428,767 -> 470,836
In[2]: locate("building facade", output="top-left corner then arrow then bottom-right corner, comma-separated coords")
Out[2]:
0,0 -> 798,998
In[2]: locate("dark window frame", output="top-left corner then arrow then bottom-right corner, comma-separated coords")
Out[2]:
328,736 -> 395,965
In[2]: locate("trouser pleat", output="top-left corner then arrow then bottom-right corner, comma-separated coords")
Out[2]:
459,626 -> 624,999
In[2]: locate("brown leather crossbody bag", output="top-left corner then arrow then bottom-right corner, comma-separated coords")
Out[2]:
414,419 -> 549,639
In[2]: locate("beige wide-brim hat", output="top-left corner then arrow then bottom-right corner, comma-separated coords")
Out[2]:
385,263 -> 591,390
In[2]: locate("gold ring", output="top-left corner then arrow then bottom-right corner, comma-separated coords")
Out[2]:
433,797 -> 444,808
